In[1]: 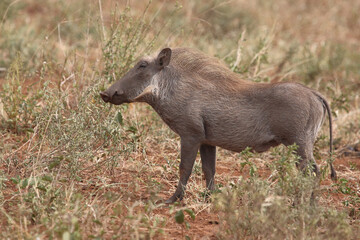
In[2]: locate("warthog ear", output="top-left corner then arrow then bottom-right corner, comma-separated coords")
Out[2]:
157,48 -> 172,69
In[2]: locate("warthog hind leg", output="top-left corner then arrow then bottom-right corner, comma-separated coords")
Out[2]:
200,144 -> 216,191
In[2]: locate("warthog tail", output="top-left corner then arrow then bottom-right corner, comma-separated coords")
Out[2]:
315,92 -> 337,181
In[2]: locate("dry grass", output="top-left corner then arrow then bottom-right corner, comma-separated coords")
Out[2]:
1,0 -> 360,239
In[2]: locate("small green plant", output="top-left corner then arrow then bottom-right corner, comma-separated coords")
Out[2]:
349,162 -> 358,171
0,53 -> 44,132
102,2 -> 162,84
239,147 -> 257,177
270,145 -> 311,196
328,91 -> 350,117
334,178 -> 355,195
173,207 -> 196,239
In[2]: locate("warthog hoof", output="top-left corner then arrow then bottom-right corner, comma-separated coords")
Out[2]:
165,193 -> 183,204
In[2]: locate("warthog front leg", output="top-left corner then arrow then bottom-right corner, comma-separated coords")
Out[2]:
200,144 -> 216,191
165,138 -> 200,204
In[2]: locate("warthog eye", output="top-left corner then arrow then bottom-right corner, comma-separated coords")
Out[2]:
138,61 -> 148,69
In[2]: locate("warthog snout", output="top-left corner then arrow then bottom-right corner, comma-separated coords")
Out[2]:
100,89 -> 125,104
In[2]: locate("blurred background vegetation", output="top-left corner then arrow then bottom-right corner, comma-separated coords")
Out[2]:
0,0 -> 359,239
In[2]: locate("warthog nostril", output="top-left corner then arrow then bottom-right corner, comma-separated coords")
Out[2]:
100,92 -> 110,102
114,90 -> 124,96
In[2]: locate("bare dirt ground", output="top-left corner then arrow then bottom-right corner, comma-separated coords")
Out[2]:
77,153 -> 359,239
1,116 -> 359,239
129,154 -> 360,239
172,156 -> 360,239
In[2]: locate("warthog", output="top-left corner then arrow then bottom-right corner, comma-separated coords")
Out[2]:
100,47 -> 336,203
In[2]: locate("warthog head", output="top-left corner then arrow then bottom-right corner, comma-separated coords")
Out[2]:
100,48 -> 171,105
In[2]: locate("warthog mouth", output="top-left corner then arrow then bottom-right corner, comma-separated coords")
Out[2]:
100,91 -> 129,105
